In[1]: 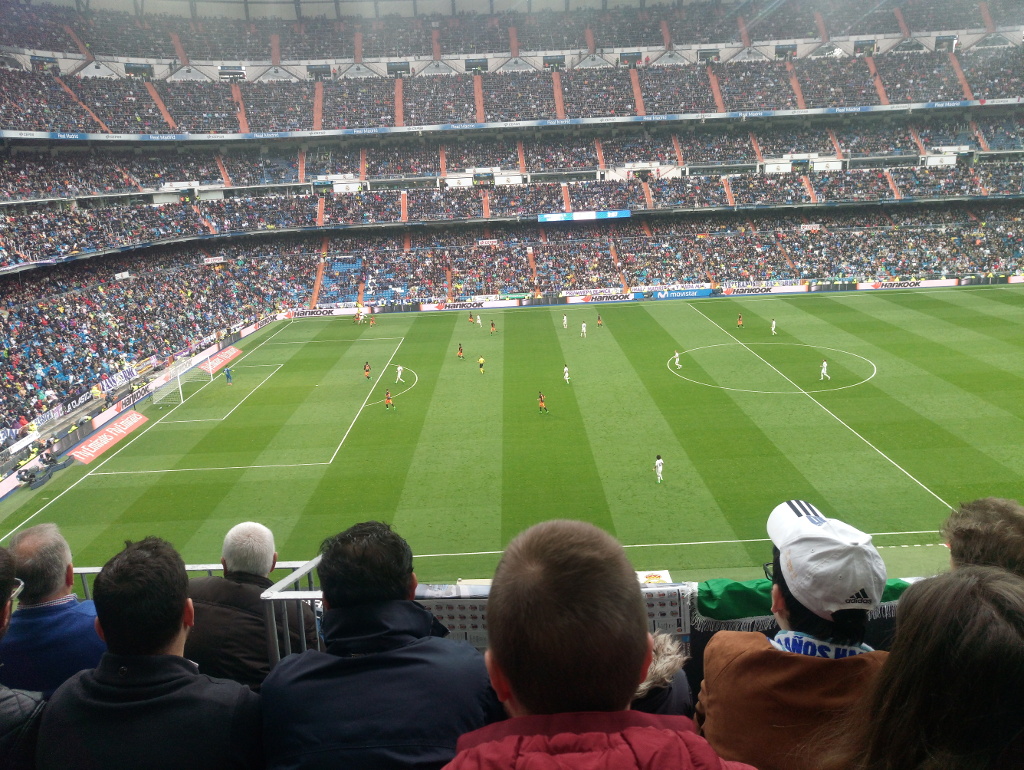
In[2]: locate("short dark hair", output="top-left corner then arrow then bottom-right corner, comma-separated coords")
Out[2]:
93,537 -> 189,656
487,520 -> 648,715
772,547 -> 868,646
942,498 -> 1024,576
317,521 -> 413,608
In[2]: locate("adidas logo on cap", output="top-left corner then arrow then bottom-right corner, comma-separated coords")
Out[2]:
845,588 -> 873,605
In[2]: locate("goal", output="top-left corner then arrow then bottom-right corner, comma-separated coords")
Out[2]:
151,351 -> 215,405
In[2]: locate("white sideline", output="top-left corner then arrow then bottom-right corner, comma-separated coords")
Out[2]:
687,304 -> 952,509
162,364 -> 283,423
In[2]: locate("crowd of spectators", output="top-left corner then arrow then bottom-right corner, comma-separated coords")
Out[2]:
649,176 -> 729,209
810,169 -> 895,201
533,239 -> 617,293
76,8 -> 180,59
362,248 -> 447,303
637,64 -> 718,115
321,77 -> 395,130
978,114 -> 1024,152
305,146 -> 361,177
0,69 -> 101,134
743,0 -> 820,42
601,134 -> 676,166
524,137 -> 599,171
488,183 -> 566,217
449,244 -> 532,297
560,68 -> 637,119
68,76 -> 168,134
959,46 -> 1024,102
278,19 -> 354,60
816,0 -> 902,36
154,81 -> 241,134
402,74 -> 477,127
201,196 -> 317,232
407,187 -> 484,221
364,145 -> 441,178
514,11 -> 589,53
360,16 -> 432,59
728,173 -> 812,205
444,138 -> 519,173
678,131 -> 756,165
591,7 -> 663,49
321,190 -> 403,224
481,71 -> 557,123
873,52 -> 966,105
668,2 -> 741,45
916,117 -> 979,151
756,127 -> 837,158
794,56 -> 880,109
122,152 -> 224,188
437,14 -> 512,56
978,162 -> 1024,196
714,61 -> 796,112
889,165 -> 983,197
567,180 -> 646,211
0,153 -> 136,202
221,150 -> 299,187
240,81 -> 315,133
902,0 -> 983,33
836,124 -> 919,157
317,254 -> 361,304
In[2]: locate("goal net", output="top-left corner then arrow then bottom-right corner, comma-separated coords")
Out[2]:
151,351 -> 215,405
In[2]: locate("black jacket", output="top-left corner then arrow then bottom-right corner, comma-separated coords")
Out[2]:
0,684 -> 44,770
186,571 -> 319,689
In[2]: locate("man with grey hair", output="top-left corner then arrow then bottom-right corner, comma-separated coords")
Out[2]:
185,521 -> 317,688
0,523 -> 106,696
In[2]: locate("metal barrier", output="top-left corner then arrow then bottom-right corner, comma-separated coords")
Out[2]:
260,555 -> 324,665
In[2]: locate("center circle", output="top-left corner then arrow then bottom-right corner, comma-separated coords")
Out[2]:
668,343 -> 877,394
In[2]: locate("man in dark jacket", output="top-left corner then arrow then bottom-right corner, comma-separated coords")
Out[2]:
0,545 -> 44,770
186,522 -> 318,688
261,521 -> 504,770
36,537 -> 263,770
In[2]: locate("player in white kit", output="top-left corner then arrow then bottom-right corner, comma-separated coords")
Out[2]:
820,359 -> 830,380
396,365 -> 405,383
654,455 -> 664,484
581,322 -> 587,338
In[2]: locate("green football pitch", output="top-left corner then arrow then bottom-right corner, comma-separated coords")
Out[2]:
2,286 -> 1022,583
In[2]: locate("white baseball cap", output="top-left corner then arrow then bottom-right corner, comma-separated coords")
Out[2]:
767,500 -> 886,620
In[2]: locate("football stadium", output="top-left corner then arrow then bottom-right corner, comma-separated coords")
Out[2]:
0,0 -> 1022,765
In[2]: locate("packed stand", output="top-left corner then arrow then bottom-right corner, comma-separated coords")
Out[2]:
221,150 -> 300,187
678,131 -> 755,165
729,173 -> 812,205
533,240 -> 618,293
916,118 -> 980,150
793,56 -> 880,109
601,134 -> 676,166
360,17 -> 431,58
401,74 -> 477,127
444,138 -> 519,173
489,184 -> 566,217
122,153 -> 224,188
669,2 -> 742,45
0,3 -> 78,53
958,46 -> 1024,102
449,244 -> 532,297
836,124 -> 919,157
988,0 -> 1024,26
637,64 -> 718,115
364,145 -> 441,178
200,196 -> 318,232
591,8 -> 665,49
816,0 -> 902,36
437,14 -> 512,56
977,114 -> 1024,151
568,180 -> 646,211
154,81 -> 241,134
362,248 -> 448,303
76,9 -> 180,59
176,17 -> 270,62
278,20 -> 354,60
514,11 -> 588,53
0,68 -> 101,133
407,188 -> 484,220
743,0 -> 820,41
714,61 -> 796,112
482,71 -> 557,123
810,169 -> 895,201
67,76 -> 167,134
0,153 -> 136,202
524,137 -> 599,171
649,176 -> 729,208
756,127 -> 837,158
320,77 -> 395,130
874,51 -> 967,105
977,162 -> 1024,195
889,165 -> 982,197
305,146 -> 362,177
321,191 -> 403,224
560,69 -> 637,119
239,81 -> 315,133
618,236 -> 708,286
901,0 -> 984,33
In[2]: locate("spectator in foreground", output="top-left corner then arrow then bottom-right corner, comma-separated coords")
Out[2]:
446,519 -> 754,770
818,566 -> 1024,769
942,497 -> 1024,575
0,523 -> 106,696
262,521 -> 503,770
36,537 -> 263,770
0,545 -> 44,770
696,501 -> 889,770
186,521 -> 318,689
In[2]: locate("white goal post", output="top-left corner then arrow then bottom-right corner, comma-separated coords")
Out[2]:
151,351 -> 216,405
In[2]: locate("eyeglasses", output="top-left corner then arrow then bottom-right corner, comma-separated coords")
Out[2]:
763,562 -> 774,581
8,578 -> 23,603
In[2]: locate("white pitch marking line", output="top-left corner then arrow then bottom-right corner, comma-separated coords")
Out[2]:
92,462 -> 329,476
0,319 -> 298,543
413,530 -> 944,558
328,337 -> 405,464
264,337 -> 405,344
688,304 -> 953,510
368,367 -> 419,406
163,364 -> 283,424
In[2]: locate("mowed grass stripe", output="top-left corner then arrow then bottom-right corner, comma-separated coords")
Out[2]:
673,300 -> 950,539
281,314 -> 448,560
779,296 -> 1023,513
554,307 -> 735,559
500,308 -> 613,544
608,303 -> 824,568
391,312 -> 507,571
